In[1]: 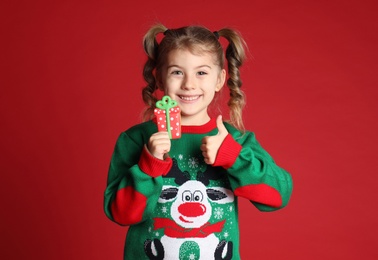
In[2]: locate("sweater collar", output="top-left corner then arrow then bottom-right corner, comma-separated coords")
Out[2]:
181,118 -> 216,134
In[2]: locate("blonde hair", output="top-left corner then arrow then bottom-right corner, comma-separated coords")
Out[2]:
142,24 -> 247,130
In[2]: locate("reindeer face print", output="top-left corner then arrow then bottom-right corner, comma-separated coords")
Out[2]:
159,159 -> 234,227
166,180 -> 212,228
158,180 -> 234,229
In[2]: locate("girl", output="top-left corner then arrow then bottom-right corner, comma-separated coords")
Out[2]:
104,24 -> 293,260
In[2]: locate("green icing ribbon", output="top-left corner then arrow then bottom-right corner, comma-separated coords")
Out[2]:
156,96 -> 178,139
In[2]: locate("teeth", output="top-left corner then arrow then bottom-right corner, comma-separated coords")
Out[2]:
179,96 -> 199,101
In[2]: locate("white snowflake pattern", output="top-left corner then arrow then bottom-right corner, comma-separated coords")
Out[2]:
178,154 -> 183,160
188,157 -> 199,169
229,205 -> 233,212
189,253 -> 196,260
155,232 -> 159,237
213,207 -> 224,219
224,231 -> 229,238
162,206 -> 168,214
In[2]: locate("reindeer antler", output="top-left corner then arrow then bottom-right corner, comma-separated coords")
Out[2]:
164,159 -> 191,185
196,166 -> 227,186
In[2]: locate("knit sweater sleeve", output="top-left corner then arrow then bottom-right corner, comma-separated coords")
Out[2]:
104,127 -> 172,226
213,126 -> 293,212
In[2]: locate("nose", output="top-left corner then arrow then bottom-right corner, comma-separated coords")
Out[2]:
178,202 -> 206,217
182,75 -> 195,90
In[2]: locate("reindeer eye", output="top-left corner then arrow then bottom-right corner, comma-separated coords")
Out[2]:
182,191 -> 191,202
193,191 -> 203,202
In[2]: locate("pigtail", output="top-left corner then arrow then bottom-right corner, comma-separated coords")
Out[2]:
218,28 -> 247,131
142,24 -> 167,121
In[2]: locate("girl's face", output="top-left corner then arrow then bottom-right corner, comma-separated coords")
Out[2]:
160,49 -> 226,126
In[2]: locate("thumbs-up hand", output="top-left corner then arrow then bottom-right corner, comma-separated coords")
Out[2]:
201,115 -> 229,165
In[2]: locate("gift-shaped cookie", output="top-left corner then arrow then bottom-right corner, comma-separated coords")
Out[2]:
154,96 -> 181,139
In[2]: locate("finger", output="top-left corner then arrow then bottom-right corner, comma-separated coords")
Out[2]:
216,115 -> 227,135
154,131 -> 170,138
156,143 -> 171,156
201,136 -> 210,144
203,157 -> 211,165
150,132 -> 170,142
204,157 -> 214,165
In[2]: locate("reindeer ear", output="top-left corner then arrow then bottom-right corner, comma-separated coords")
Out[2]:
207,187 -> 235,203
159,186 -> 178,202
207,188 -> 227,201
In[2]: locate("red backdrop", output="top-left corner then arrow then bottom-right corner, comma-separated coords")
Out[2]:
1,0 -> 377,259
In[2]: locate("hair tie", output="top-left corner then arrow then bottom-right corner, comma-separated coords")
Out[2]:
163,29 -> 171,35
213,31 -> 219,39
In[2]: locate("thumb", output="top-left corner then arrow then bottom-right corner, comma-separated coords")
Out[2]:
216,115 -> 227,135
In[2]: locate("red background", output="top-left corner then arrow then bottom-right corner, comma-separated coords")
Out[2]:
1,0 -> 377,259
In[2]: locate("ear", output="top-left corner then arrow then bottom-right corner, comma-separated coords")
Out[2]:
215,69 -> 226,92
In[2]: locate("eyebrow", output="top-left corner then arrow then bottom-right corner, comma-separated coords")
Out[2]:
167,65 -> 212,70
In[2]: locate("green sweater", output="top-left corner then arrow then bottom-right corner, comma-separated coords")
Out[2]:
104,119 -> 293,260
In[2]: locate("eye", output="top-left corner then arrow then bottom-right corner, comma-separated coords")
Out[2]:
182,191 -> 192,202
171,70 -> 183,75
193,191 -> 203,202
197,71 -> 207,76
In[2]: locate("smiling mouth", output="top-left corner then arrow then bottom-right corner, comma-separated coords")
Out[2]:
179,216 -> 193,223
178,95 -> 200,101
